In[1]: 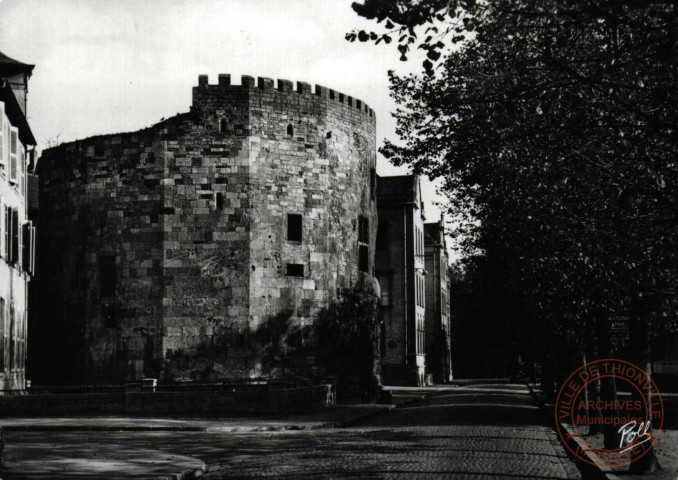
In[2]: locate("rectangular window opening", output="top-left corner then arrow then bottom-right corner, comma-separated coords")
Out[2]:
11,209 -> 18,265
287,214 -> 302,242
100,255 -> 117,297
9,129 -> 17,184
102,304 -> 117,328
286,263 -> 304,277
359,245 -> 369,273
358,216 -> 369,243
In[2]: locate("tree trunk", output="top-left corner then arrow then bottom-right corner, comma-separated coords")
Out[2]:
585,327 -> 603,435
628,295 -> 658,473
596,308 -> 621,449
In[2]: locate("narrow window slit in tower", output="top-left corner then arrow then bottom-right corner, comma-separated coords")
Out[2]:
287,124 -> 294,136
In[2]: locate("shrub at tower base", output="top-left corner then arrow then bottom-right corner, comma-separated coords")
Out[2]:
315,284 -> 380,401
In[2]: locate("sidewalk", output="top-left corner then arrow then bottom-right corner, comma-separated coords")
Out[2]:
0,405 -> 391,479
528,383 -> 678,480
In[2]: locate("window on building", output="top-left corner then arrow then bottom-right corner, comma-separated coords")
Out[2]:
416,314 -> 425,355
102,304 -> 117,328
4,123 -> 9,173
4,205 -> 9,261
219,118 -> 227,132
8,304 -> 15,370
0,199 -> 3,258
359,245 -> 369,273
0,297 -> 4,370
11,208 -> 18,266
0,108 -> 4,173
287,214 -> 302,242
9,128 -> 17,184
287,124 -> 294,136
414,227 -> 418,257
414,275 -> 418,307
215,192 -> 224,210
359,217 -> 369,243
20,146 -> 26,197
21,221 -> 35,275
99,255 -> 117,297
378,275 -> 391,307
285,263 -> 304,277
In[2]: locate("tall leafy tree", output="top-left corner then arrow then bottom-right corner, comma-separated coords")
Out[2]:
350,1 -> 678,468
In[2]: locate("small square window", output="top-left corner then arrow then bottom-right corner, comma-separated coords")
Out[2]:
286,263 -> 304,277
287,214 -> 302,242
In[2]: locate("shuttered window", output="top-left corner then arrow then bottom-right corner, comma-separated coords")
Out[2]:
9,128 -> 17,184
0,105 -> 5,172
11,208 -> 18,265
4,205 -> 9,260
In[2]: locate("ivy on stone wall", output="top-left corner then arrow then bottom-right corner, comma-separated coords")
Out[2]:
314,281 -> 379,399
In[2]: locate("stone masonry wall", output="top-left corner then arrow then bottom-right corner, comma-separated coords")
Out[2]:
35,129 -> 165,382
34,75 -> 377,383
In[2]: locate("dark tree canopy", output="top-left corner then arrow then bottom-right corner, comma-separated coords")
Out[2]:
351,0 -> 678,331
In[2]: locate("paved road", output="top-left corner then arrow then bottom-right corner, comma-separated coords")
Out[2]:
195,383 -> 583,479
2,383 -> 585,479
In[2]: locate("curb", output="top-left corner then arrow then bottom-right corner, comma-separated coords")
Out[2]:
337,406 -> 394,427
0,461 -> 207,480
0,407 -> 395,435
204,406 -> 395,432
525,383 -> 617,480
2,425 -> 206,432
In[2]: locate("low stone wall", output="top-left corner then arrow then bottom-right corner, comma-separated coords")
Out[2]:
0,392 -> 124,415
0,382 -> 333,416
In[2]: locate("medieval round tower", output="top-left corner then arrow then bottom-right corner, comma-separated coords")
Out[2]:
34,75 -> 377,383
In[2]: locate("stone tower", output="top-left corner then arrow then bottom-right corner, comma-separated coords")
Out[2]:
33,75 -> 377,383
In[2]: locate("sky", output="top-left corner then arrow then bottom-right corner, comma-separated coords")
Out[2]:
0,0 -> 455,259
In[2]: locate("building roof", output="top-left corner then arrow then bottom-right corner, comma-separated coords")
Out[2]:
425,215 -> 448,251
0,83 -> 36,146
0,51 -> 34,78
377,174 -> 418,204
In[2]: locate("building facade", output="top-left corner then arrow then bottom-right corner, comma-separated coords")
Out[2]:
424,217 -> 452,383
375,175 -> 426,386
33,74 -> 377,384
0,51 -> 36,391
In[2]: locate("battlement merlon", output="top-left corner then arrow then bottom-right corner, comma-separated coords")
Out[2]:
193,74 -> 376,119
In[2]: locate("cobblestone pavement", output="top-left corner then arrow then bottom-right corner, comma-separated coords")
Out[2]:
1,383 -> 585,479
195,383 -> 583,479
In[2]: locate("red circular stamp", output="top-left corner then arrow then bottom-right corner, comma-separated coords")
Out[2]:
555,358 -> 664,468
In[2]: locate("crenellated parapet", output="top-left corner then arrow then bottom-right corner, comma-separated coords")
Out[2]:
194,74 -> 376,120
